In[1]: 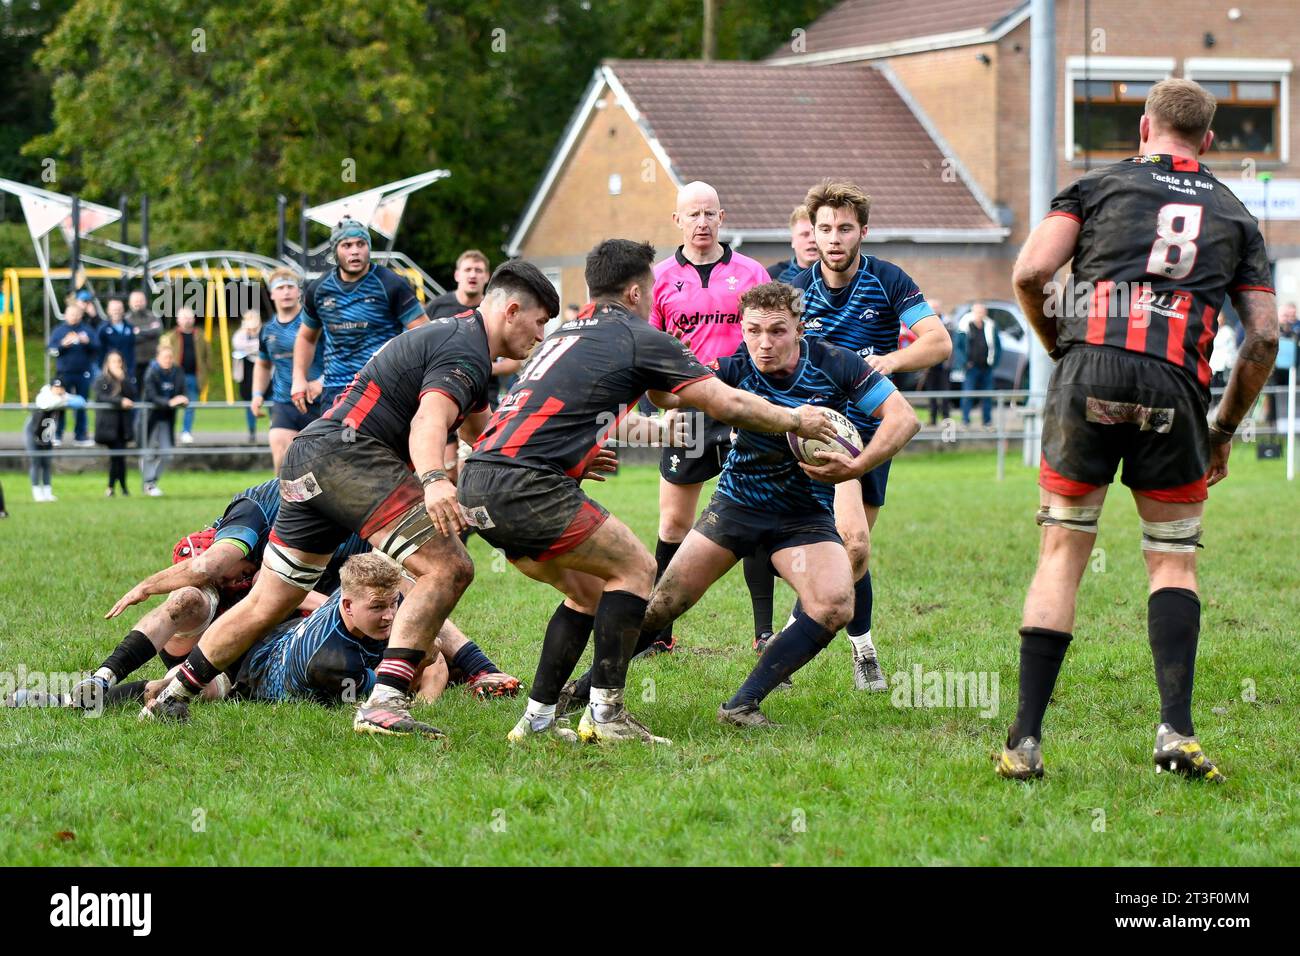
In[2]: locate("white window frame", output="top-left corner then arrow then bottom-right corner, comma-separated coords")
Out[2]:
542,268 -> 564,337
1183,58 -> 1291,165
1064,56 -> 1175,161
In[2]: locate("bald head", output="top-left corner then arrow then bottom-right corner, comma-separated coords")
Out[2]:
673,181 -> 725,263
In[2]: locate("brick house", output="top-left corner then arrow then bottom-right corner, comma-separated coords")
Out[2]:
508,0 -> 1300,309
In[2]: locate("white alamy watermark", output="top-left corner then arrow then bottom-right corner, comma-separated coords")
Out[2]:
890,665 -> 999,718
50,886 -> 152,936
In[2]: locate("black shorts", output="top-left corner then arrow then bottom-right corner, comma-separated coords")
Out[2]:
660,412 -> 733,485
273,422 -> 424,554
269,397 -> 323,433
858,453 -> 891,509
1041,345 -> 1209,502
457,461 -> 609,562
693,494 -> 841,560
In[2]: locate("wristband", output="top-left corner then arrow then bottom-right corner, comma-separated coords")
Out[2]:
1208,421 -> 1236,446
252,391 -> 265,400
420,469 -> 449,487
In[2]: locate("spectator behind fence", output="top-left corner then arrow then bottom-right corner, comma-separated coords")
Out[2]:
161,307 -> 208,444
126,289 -> 163,388
918,297 -> 953,425
141,342 -> 188,497
76,288 -> 102,334
1209,314 -> 1238,390
47,297 -> 98,446
98,296 -> 136,369
232,310 -> 262,442
26,378 -> 85,502
954,302 -> 1001,430
94,351 -> 136,498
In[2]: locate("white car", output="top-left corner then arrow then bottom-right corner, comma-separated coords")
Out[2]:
950,300 -> 1030,391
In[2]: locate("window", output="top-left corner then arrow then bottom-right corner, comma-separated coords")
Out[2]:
1065,58 -> 1175,160
1185,59 -> 1291,164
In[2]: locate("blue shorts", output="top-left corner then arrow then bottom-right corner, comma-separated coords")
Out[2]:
693,494 -> 841,560
269,397 -> 323,433
859,457 -> 891,508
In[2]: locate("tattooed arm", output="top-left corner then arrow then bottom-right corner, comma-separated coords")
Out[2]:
1206,289 -> 1279,486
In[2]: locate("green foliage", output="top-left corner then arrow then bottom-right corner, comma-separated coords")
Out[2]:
21,0 -> 839,285
1,455 -> 1297,865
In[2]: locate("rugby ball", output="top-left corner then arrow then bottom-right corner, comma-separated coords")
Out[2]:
787,408 -> 862,464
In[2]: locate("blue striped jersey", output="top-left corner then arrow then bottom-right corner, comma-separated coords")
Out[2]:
790,256 -> 932,430
712,338 -> 896,514
257,310 -> 323,403
238,590 -> 386,704
302,264 -> 424,387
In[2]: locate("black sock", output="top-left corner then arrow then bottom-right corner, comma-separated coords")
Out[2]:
177,647 -> 222,695
589,590 -> 649,690
726,612 -> 834,708
1008,627 -> 1072,746
103,680 -> 149,707
450,641 -> 497,681
158,647 -> 187,669
532,603 -> 595,704
743,552 -> 775,637
374,647 -> 425,694
101,630 -> 157,682
1148,587 -> 1200,737
848,571 -> 873,636
652,539 -> 680,644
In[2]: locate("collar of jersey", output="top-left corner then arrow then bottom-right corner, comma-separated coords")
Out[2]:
674,242 -> 733,268
745,337 -> 808,393
813,254 -> 868,293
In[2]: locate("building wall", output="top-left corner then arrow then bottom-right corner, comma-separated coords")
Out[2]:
516,82 -> 682,305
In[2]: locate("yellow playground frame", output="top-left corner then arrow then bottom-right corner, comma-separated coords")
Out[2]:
1,265 -> 426,405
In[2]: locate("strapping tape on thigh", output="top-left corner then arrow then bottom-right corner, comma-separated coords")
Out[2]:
1140,517 -> 1203,553
264,541 -> 329,591
1035,505 -> 1102,534
376,504 -> 437,568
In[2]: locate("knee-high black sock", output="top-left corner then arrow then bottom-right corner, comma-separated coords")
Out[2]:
726,611 -> 835,708
100,630 -> 157,682
450,641 -> 498,681
1008,627 -> 1072,746
532,603 -> 595,705
103,680 -> 149,707
847,571 -> 873,637
652,539 -> 680,644
174,646 -> 223,698
743,552 -> 775,638
589,590 -> 649,690
1148,587 -> 1200,737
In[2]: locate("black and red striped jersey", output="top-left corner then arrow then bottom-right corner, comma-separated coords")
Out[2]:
1049,153 -> 1272,389
313,311 -> 490,460
469,302 -> 713,478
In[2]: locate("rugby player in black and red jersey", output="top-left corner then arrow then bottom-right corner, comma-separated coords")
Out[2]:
141,261 -> 557,738
997,79 -> 1279,781
457,239 -> 837,746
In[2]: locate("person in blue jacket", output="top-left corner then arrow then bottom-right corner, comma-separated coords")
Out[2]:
47,297 -> 99,445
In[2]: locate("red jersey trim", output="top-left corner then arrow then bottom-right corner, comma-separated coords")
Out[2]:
343,381 -> 382,432
1133,476 -> 1208,503
1046,210 -> 1082,223
1230,285 -> 1275,294
419,387 -> 462,409
1171,156 -> 1200,172
1038,455 -> 1104,497
668,373 -> 713,394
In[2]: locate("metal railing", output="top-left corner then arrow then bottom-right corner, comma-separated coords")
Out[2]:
3,375 -> 1296,480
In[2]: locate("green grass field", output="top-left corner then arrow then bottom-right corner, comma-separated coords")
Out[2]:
1,452 -> 1297,866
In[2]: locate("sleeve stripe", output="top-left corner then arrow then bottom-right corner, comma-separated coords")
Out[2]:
899,301 -> 935,330
1046,211 -> 1082,223
1231,285 -> 1275,293
854,379 -> 896,418
668,372 -> 714,394
419,387 -> 464,411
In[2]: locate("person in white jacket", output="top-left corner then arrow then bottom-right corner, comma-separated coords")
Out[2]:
25,379 -> 87,501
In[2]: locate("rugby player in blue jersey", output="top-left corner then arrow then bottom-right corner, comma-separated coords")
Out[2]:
787,179 -> 949,692
250,267 -> 323,470
291,218 -> 427,413
632,281 -> 918,727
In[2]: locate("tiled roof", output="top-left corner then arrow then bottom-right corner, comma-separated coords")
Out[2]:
776,0 -> 1028,58
607,59 -> 999,233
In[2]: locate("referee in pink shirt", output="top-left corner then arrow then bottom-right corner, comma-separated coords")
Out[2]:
645,181 -> 774,655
